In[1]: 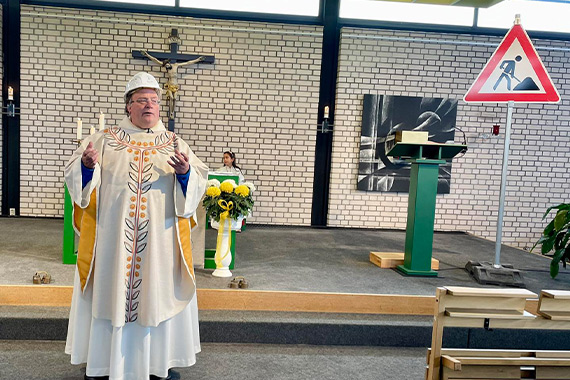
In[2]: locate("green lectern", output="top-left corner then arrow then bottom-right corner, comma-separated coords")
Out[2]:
387,142 -> 466,276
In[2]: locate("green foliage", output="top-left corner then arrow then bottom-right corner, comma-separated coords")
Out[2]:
532,203 -> 570,279
202,182 -> 254,222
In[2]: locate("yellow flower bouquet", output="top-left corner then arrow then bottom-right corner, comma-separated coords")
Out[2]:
202,179 -> 255,222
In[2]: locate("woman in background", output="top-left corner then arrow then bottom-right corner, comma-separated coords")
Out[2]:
216,150 -> 245,183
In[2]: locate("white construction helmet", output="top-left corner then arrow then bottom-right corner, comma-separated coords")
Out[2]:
124,72 -> 162,100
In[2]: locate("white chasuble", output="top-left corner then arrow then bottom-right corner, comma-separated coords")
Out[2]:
65,116 -> 208,328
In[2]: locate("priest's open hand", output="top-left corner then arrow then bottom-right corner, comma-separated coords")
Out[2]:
82,142 -> 99,169
168,149 -> 190,175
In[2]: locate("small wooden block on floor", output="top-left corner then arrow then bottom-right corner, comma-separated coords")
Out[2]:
370,252 -> 439,270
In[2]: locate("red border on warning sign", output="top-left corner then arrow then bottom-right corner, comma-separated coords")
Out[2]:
464,24 -> 560,103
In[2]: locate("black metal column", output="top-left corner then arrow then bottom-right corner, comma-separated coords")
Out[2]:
2,0 -> 20,216
311,0 -> 340,226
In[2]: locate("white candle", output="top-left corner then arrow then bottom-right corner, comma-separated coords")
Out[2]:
76,118 -> 82,140
99,111 -> 105,131
7,86 -> 14,101
90,126 -> 96,135
324,106 -> 330,119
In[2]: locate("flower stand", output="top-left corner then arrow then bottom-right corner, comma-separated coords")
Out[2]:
212,217 -> 243,277
202,172 -> 253,277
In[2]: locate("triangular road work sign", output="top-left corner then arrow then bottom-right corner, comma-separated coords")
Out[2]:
464,22 -> 560,103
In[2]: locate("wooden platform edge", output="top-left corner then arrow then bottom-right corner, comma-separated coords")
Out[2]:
0,285 -> 540,316
197,289 -> 433,314
0,285 -> 432,314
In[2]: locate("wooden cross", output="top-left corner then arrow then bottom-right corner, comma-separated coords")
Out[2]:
132,29 -> 215,132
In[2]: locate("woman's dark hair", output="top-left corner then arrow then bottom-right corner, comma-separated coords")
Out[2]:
224,151 -> 241,170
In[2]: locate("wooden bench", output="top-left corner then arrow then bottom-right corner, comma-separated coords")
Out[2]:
538,290 -> 570,321
426,287 -> 570,380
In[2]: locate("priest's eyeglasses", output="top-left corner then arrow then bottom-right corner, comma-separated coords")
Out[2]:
132,98 -> 161,105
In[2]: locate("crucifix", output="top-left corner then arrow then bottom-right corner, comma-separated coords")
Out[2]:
132,29 -> 215,131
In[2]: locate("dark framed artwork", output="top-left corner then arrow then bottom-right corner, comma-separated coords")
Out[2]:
358,95 -> 458,193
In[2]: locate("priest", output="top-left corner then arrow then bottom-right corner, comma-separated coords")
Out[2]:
64,72 -> 208,380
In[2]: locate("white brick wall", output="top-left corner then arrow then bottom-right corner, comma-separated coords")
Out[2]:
18,5 -> 322,224
331,28 -> 570,249
5,6 -> 570,249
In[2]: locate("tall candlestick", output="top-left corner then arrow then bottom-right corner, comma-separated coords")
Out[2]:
90,126 -> 96,135
76,118 -> 83,140
99,111 -> 105,131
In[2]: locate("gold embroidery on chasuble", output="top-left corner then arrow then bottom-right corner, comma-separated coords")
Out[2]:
104,127 -> 176,324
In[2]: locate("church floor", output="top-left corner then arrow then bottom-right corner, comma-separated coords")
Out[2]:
0,340 -> 426,380
2,217 -> 570,378
1,217 -> 569,295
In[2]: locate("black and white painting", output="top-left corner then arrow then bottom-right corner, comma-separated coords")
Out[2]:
357,95 -> 458,193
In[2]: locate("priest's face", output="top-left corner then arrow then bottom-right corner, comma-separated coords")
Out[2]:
127,89 -> 160,129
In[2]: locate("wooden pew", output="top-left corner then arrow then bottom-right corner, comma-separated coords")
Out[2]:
538,290 -> 570,321
426,287 -> 570,380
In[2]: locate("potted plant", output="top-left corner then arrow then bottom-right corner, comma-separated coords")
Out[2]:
202,179 -> 255,277
532,203 -> 570,278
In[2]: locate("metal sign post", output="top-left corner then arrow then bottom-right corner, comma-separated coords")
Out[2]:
494,100 -> 514,267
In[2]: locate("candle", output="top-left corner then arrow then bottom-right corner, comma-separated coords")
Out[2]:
99,111 -> 105,131
324,106 -> 329,119
8,86 -> 14,101
90,126 -> 96,135
76,118 -> 83,140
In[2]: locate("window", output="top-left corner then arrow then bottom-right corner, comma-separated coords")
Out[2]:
478,0 -> 570,34
340,0 -> 475,27
179,0 -> 320,16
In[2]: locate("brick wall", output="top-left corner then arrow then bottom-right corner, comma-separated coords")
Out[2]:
10,6 -> 570,249
18,5 -> 322,223
331,28 -> 570,249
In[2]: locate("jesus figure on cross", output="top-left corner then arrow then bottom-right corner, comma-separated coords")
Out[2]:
140,49 -> 205,120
